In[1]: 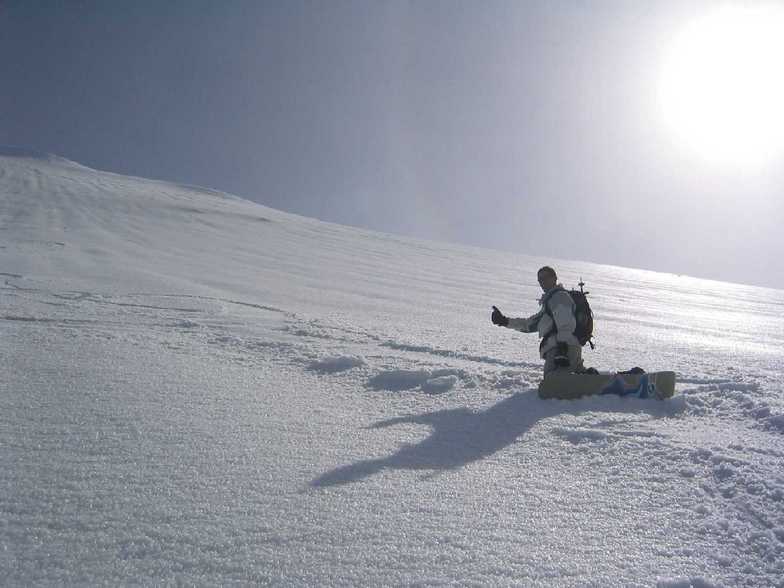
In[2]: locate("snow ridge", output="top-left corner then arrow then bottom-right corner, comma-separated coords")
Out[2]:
0,144 -> 91,169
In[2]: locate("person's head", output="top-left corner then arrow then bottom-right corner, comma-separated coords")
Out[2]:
537,266 -> 557,292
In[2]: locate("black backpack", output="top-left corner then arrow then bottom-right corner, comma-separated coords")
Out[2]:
544,280 -> 595,349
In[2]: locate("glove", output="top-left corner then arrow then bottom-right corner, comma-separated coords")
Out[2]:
554,342 -> 570,367
491,305 -> 509,327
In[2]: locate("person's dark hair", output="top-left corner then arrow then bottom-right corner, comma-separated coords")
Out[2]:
537,266 -> 557,280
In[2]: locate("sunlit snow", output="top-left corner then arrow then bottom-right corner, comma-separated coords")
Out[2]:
2,148 -> 783,586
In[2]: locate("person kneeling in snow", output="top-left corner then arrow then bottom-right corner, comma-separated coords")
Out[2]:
491,266 -> 585,376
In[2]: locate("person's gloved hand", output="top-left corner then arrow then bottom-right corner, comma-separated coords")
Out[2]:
491,305 -> 509,327
554,342 -> 570,367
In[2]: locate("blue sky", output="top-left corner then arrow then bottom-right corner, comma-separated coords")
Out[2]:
2,1 -> 783,289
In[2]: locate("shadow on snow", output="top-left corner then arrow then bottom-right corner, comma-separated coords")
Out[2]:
311,389 -> 678,488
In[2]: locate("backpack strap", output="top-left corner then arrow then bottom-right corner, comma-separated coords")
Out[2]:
539,286 -> 566,351
541,286 -> 567,319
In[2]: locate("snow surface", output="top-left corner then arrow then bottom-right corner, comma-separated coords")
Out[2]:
2,149 -> 783,586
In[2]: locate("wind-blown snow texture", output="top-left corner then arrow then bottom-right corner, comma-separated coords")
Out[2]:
2,149 -> 783,587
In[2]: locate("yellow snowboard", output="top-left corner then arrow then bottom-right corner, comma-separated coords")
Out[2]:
538,371 -> 676,400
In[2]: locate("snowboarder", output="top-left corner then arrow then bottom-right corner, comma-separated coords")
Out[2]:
491,266 -> 586,376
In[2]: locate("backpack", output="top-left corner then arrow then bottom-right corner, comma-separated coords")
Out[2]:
544,280 -> 595,349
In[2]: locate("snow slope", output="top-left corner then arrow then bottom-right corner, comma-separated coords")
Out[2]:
2,149 -> 783,586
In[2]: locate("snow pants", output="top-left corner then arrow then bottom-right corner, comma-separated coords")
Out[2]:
543,344 -> 585,376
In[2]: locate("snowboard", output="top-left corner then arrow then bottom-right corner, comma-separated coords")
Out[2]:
538,370 -> 676,400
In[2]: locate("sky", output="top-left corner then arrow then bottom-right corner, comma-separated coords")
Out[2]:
2,0 -> 783,290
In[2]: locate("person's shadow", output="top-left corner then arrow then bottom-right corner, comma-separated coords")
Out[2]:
311,388 -> 679,488
312,389 -> 557,488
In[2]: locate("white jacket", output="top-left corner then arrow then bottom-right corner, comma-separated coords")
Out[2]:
505,285 -> 579,357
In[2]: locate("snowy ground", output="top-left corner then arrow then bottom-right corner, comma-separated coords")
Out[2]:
1,149 -> 783,586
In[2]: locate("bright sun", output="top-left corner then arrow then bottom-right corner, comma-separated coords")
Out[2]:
658,5 -> 784,168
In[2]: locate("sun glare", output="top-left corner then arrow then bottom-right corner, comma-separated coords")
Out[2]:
658,5 -> 784,168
